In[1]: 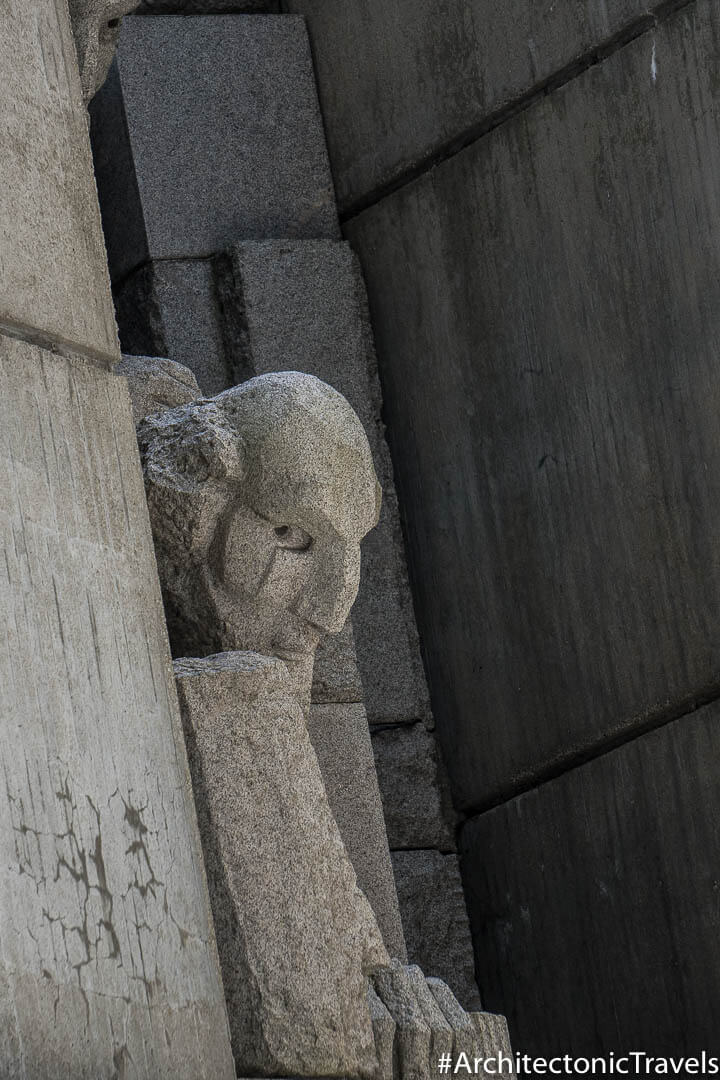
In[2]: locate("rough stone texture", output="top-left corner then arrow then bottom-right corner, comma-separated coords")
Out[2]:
403,965 -> 454,1067
426,978 -> 483,1064
284,0 -> 655,210
68,0 -> 139,102
115,353 -> 201,422
460,697 -> 720,1061
312,619 -> 365,704
1,0 -> 119,359
215,240 -> 430,725
0,333 -> 235,1078
392,852 -> 481,1011
371,963 -> 431,1080
345,0 -> 720,810
137,0 -> 278,9
138,372 -> 381,716
114,260 -> 232,395
309,703 -> 407,961
174,651 -> 388,1077
90,16 -> 339,282
371,723 -> 456,850
469,1015 -> 515,1079
367,984 -> 395,1080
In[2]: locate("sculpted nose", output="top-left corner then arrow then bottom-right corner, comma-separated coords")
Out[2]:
293,542 -> 361,634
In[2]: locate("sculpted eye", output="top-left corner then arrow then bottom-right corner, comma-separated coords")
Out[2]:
274,525 -> 312,551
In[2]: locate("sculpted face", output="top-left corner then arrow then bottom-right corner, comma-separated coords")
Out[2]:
140,371 -> 381,690
212,438 -> 378,688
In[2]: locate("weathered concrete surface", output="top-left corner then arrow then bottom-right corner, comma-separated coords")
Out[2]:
284,0 -> 657,209
174,652 -> 388,1077
459,699 -> 720,1059
115,353 -> 201,422
0,334 -> 235,1078
69,0 -> 139,102
392,852 -> 481,1011
215,240 -> 430,725
309,703 -> 407,961
346,0 -> 720,809
371,723 -> 456,850
1,0 -> 119,359
114,260 -> 232,395
90,16 -> 339,282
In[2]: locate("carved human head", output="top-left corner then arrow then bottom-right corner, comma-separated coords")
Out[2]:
138,372 -> 381,680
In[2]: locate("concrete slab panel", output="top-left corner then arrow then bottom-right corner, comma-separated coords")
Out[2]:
346,1 -> 720,809
90,15 -> 339,281
284,0 -> 656,209
460,700 -> 720,1058
0,333 -> 234,1077
0,0 -> 118,359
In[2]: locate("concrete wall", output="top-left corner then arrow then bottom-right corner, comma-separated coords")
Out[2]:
0,4 -> 234,1074
287,0 -> 720,1057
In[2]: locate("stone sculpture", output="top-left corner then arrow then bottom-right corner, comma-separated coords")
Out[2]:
69,0 -> 139,102
136,367 -> 514,1078
139,370 -> 381,709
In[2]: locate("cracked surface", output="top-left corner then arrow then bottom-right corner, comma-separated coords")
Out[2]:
0,337 -> 234,1078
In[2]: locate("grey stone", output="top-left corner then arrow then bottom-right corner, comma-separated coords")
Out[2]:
460,694 -> 720,1061
0,0 -> 119,359
403,966 -> 454,1069
371,962 -> 432,1080
345,0 -> 720,809
68,0 -> 138,102
284,0 -> 651,209
137,0 -> 278,9
469,1015 -> 515,1078
215,240 -> 431,724
371,723 -> 456,850
312,619 -> 365,704
392,852 -> 481,1011
426,979 -> 482,1063
309,702 -> 407,961
90,16 -> 339,282
115,353 -> 201,423
0,332 -> 235,1078
175,651 -> 388,1077
139,371 -> 381,709
114,260 -> 233,396
367,983 -> 395,1080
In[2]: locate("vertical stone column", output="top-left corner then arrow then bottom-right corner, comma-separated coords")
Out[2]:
0,3 -> 235,1076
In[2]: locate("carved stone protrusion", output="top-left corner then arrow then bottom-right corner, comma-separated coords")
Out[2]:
138,370 -> 382,705
68,0 -> 139,103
